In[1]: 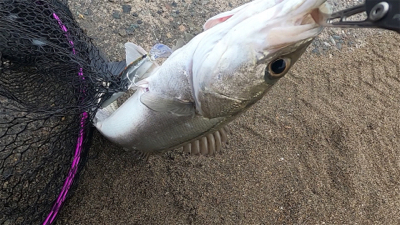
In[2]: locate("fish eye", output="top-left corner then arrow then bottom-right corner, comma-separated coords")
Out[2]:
264,58 -> 291,83
269,58 -> 291,77
271,59 -> 286,74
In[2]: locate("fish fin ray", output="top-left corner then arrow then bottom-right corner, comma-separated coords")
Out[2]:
214,131 -> 222,152
206,134 -> 215,155
183,143 -> 191,153
185,126 -> 230,156
219,127 -> 228,145
199,137 -> 208,155
140,92 -> 195,117
191,140 -> 200,155
131,148 -> 151,161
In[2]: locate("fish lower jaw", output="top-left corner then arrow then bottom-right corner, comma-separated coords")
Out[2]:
311,2 -> 332,26
290,1 -> 331,27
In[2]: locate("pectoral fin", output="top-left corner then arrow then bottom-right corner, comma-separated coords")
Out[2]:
140,91 -> 195,117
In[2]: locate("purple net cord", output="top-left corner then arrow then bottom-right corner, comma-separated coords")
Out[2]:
43,12 -> 88,225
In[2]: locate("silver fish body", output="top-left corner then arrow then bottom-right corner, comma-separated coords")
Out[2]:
95,0 -> 331,155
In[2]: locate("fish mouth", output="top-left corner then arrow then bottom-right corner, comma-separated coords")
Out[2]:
265,1 -> 332,50
281,0 -> 331,28
301,3 -> 331,26
275,0 -> 331,29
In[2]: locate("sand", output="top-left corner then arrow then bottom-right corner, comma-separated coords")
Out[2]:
57,0 -> 400,224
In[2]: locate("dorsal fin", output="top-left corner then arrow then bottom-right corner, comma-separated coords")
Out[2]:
183,126 -> 230,156
123,43 -> 158,89
125,42 -> 147,65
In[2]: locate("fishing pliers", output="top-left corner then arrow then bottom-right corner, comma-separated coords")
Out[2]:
324,0 -> 400,33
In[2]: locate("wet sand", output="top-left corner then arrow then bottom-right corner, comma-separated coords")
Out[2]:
57,0 -> 400,224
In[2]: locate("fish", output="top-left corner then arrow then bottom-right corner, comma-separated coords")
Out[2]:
94,0 -> 331,158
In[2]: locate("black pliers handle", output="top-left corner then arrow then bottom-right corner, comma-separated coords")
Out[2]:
324,0 -> 400,33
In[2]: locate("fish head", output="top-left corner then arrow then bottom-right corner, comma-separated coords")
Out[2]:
192,0 -> 331,118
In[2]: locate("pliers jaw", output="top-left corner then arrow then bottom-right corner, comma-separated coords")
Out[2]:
322,0 -> 400,33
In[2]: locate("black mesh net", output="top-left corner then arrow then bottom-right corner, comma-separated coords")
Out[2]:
0,0 -> 124,224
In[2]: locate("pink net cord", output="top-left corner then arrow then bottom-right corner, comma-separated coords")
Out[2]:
42,13 -> 88,225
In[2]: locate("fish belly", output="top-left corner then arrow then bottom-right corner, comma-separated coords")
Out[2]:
95,90 -> 225,153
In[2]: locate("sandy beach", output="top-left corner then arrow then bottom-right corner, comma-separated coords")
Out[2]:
56,0 -> 400,224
